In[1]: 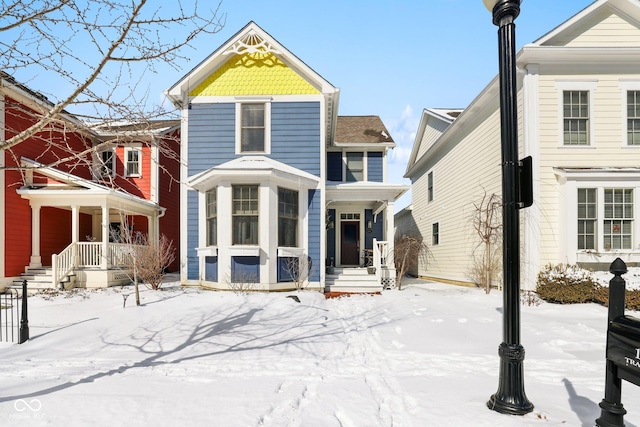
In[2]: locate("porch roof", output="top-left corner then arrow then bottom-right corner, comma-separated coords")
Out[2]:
16,158 -> 163,216
188,156 -> 321,191
326,182 -> 409,204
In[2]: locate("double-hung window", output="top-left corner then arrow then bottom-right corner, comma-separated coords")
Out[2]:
563,90 -> 590,146
278,188 -> 298,247
628,90 -> 640,146
98,149 -> 115,178
577,188 -> 634,251
232,185 -> 259,245
237,102 -> 270,154
346,152 -> 363,182
428,172 -> 434,202
604,188 -> 633,250
206,189 -> 217,246
125,147 -> 142,177
577,188 -> 596,250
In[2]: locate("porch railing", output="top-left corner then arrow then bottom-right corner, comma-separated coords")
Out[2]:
51,242 -> 135,287
52,242 -> 76,288
373,239 -> 390,285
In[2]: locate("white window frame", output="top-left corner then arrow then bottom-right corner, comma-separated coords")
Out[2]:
555,80 -> 597,148
206,188 -> 217,247
427,171 -> 434,202
97,147 -> 115,178
619,80 -> 640,147
278,187 -> 299,248
564,175 -> 640,265
232,184 -> 260,246
124,146 -> 143,178
235,99 -> 271,155
342,151 -> 367,183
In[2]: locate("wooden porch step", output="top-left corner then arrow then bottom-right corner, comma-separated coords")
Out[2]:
326,267 -> 382,294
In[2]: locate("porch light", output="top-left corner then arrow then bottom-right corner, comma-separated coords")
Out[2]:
483,0 -> 534,416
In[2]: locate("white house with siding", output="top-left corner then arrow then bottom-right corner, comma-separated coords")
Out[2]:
401,0 -> 640,289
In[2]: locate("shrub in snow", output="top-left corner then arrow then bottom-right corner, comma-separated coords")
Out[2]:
536,263 -> 640,311
536,264 -> 600,304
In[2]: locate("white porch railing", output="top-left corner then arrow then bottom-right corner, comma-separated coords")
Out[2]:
373,239 -> 396,289
52,242 -> 76,288
51,242 -> 135,287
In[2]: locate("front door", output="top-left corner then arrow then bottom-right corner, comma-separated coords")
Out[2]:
341,221 -> 360,266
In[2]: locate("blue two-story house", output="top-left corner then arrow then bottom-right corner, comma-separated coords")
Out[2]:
166,22 -> 408,292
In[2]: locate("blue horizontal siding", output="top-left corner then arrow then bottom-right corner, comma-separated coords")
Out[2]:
188,103 -> 236,175
308,189 -> 320,282
271,102 -> 321,177
187,101 -> 321,177
187,190 -> 199,280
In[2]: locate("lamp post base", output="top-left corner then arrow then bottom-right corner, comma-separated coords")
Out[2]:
487,343 -> 534,415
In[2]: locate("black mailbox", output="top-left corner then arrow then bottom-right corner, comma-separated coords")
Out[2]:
608,315 -> 640,387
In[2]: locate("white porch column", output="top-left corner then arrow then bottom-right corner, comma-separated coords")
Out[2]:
71,205 -> 80,266
386,201 -> 395,266
101,204 -> 109,269
29,203 -> 42,267
71,205 -> 80,243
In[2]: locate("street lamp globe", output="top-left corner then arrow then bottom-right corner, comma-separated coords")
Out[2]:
483,0 -> 499,11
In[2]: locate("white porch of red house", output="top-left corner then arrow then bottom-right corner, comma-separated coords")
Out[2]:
15,158 -> 164,289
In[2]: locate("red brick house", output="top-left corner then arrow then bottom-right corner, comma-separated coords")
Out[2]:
0,72 -> 180,289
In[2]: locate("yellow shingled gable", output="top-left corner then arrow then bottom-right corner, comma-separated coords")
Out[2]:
189,53 -> 320,96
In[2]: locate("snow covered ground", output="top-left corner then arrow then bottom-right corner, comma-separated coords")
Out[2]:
1,274 -> 640,427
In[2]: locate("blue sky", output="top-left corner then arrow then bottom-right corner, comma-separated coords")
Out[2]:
157,0 -> 594,212
12,0 -> 597,211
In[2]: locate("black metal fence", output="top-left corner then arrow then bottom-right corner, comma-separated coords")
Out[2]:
0,280 -> 29,344
1,288 -> 21,343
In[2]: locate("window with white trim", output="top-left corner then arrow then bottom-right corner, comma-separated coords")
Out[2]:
346,152 -> 363,182
604,188 -> 633,250
563,91 -> 589,146
232,185 -> 259,245
98,149 -> 115,178
206,188 -> 217,246
125,147 -> 142,177
576,187 -> 634,251
577,188 -> 596,250
428,171 -> 434,202
278,187 -> 298,247
628,90 -> 640,146
237,102 -> 270,154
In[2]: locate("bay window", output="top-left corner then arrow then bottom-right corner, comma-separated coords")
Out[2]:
232,185 -> 259,245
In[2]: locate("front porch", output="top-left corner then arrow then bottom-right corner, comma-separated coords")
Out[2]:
15,242 -> 141,289
14,158 -> 164,289
324,239 -> 396,294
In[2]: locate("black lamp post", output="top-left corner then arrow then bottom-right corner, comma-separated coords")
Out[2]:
483,0 -> 534,415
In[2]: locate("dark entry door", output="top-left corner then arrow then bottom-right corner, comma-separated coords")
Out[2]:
341,221 -> 359,266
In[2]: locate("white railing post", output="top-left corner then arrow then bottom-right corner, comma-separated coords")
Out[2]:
373,238 -> 381,285
52,253 -> 58,287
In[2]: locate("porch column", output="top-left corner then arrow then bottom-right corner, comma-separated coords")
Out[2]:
148,213 -> 158,244
101,204 -> 109,269
29,203 -> 42,267
71,205 -> 80,266
386,201 -> 395,266
71,205 -> 80,243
